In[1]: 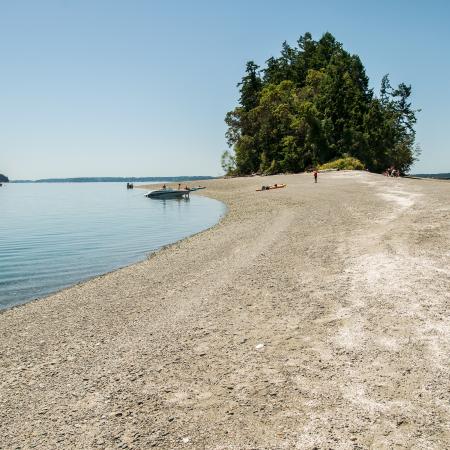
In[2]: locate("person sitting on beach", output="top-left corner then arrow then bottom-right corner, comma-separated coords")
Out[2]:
162,184 -> 167,189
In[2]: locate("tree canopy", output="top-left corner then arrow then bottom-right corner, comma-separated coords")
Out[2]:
223,32 -> 419,175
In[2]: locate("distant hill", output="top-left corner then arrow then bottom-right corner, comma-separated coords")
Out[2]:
412,173 -> 450,180
0,174 -> 9,182
11,176 -> 216,183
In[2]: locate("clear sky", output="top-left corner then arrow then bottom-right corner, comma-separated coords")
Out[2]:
1,0 -> 449,179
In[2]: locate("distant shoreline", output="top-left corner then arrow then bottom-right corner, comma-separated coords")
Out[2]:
9,173 -> 450,183
410,173 -> 450,180
11,176 -> 217,183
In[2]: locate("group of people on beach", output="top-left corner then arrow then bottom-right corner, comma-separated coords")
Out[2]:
383,166 -> 400,177
160,184 -> 190,190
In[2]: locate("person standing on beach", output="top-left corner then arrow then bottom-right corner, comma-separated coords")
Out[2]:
313,170 -> 318,183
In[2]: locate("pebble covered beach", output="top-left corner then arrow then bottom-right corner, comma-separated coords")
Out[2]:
1,171 -> 449,449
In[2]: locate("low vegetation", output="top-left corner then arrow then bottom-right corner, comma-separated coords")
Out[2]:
318,156 -> 365,171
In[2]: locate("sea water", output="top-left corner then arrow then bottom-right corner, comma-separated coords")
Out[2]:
0,183 -> 225,310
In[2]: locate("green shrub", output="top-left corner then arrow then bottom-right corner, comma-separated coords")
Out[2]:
318,157 -> 365,171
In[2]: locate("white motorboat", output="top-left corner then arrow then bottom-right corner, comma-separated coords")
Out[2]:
145,188 -> 190,199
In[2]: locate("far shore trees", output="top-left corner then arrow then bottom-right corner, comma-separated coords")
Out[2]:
223,32 -> 420,175
0,174 -> 9,183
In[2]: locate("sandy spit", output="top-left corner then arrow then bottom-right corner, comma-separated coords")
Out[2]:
1,172 -> 449,449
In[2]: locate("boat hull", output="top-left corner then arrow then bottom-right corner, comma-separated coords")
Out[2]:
145,189 -> 190,199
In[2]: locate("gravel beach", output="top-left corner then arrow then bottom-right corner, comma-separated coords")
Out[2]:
1,171 -> 449,449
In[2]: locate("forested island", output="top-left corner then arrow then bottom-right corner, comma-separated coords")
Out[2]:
0,174 -> 9,183
222,32 -> 420,175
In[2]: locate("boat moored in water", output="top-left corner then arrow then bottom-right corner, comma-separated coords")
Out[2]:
145,188 -> 190,199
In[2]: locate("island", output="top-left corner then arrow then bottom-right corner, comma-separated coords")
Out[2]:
1,31 -> 448,450
222,32 -> 419,176
0,173 -> 9,183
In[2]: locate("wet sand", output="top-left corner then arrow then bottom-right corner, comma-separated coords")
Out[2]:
1,171 -> 449,449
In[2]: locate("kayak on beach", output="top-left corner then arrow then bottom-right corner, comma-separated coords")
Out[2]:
256,183 -> 287,191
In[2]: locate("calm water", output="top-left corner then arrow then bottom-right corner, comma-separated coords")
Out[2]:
0,183 -> 225,310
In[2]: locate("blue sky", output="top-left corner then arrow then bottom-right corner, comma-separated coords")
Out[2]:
0,0 -> 449,178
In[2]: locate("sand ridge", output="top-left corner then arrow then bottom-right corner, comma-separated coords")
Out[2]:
0,172 -> 449,449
